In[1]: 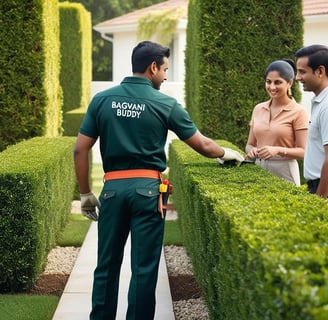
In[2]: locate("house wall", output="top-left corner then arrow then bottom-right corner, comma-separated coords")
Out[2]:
170,20 -> 187,82
112,32 -> 137,81
299,14 -> 328,113
111,20 -> 187,83
304,16 -> 328,46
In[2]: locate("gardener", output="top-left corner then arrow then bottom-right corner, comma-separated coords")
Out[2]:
73,40 -> 244,320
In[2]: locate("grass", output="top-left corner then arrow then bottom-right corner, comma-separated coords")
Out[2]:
164,220 -> 183,245
0,295 -> 59,320
57,214 -> 92,247
0,162 -> 182,319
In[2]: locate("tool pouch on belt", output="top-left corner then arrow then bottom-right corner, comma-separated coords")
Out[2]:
158,179 -> 173,219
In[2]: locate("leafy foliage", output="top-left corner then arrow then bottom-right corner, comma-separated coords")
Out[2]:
0,137 -> 76,292
0,0 -> 62,151
137,7 -> 187,46
169,140 -> 328,320
185,0 -> 303,149
59,3 -> 92,113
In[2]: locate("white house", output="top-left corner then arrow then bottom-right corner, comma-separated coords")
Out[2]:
93,0 -> 187,104
93,0 -> 187,83
300,1 -> 328,111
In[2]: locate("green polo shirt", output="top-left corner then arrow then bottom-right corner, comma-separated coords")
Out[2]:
80,76 -> 197,172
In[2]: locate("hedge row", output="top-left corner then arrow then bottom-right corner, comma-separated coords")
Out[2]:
0,0 -> 62,151
168,140 -> 328,320
59,2 -> 91,114
0,1 -> 92,150
0,137 -> 76,292
59,2 -> 92,136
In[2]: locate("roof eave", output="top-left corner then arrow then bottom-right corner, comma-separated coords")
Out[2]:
93,18 -> 187,36
304,13 -> 328,23
93,23 -> 138,34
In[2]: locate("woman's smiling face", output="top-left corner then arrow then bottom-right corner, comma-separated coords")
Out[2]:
265,70 -> 291,99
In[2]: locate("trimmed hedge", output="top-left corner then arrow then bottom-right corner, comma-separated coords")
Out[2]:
168,140 -> 328,319
59,2 -> 91,113
0,137 -> 76,292
185,0 -> 303,149
0,0 -> 63,151
59,2 -> 92,136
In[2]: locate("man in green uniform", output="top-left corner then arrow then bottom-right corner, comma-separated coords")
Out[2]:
74,41 -> 244,320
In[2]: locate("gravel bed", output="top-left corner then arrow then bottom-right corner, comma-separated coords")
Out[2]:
173,298 -> 209,320
164,245 -> 210,319
44,246 -> 80,275
164,245 -> 194,276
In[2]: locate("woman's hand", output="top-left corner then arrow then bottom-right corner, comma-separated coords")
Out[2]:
257,146 -> 281,159
247,147 -> 258,160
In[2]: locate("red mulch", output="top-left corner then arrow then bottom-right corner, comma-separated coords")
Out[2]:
169,274 -> 202,301
30,274 -> 69,296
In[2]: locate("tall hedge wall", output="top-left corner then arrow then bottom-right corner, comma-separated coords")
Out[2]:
59,2 -> 92,114
185,0 -> 303,149
59,2 -> 92,136
0,0 -> 63,151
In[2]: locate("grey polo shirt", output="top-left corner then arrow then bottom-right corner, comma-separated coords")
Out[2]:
304,86 -> 328,180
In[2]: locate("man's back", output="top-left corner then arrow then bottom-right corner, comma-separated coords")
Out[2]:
80,76 -> 195,172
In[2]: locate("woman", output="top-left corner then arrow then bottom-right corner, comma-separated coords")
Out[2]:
245,59 -> 309,186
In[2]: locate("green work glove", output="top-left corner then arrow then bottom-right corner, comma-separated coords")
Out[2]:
80,192 -> 100,221
217,147 -> 245,165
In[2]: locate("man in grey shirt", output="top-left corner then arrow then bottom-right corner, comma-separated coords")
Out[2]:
295,44 -> 328,196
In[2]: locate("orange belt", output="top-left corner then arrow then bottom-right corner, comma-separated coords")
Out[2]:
104,169 -> 161,181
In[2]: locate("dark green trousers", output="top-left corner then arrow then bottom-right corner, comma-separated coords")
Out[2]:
90,177 -> 165,320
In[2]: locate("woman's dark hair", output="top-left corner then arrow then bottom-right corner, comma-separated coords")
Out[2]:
295,44 -> 328,75
265,59 -> 295,81
131,41 -> 170,73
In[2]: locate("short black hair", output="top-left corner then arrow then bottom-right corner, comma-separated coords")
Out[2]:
295,44 -> 328,75
131,41 -> 170,73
